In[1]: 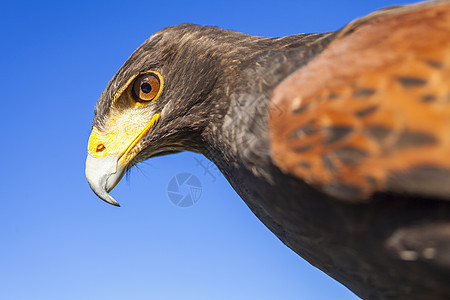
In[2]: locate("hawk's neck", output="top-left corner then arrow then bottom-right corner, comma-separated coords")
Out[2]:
200,30 -> 335,181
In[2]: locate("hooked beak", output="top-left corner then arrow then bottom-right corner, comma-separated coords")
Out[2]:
85,154 -> 124,206
85,113 -> 160,206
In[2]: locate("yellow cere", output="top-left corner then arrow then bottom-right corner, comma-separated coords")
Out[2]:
88,113 -> 160,159
87,70 -> 163,162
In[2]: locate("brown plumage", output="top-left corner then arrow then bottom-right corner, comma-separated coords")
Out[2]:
271,0 -> 450,201
86,1 -> 450,299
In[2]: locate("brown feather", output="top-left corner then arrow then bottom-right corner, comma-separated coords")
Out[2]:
270,0 -> 450,201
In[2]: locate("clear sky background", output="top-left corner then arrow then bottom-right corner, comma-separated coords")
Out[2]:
1,1 -> 414,299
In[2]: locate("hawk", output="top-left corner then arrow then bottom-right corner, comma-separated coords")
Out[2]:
86,1 -> 450,298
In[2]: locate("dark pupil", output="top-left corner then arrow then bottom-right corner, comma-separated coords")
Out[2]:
141,82 -> 152,94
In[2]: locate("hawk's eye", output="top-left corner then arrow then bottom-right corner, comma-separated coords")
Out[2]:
132,72 -> 162,102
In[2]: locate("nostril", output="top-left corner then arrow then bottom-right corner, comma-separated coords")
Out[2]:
96,144 -> 106,153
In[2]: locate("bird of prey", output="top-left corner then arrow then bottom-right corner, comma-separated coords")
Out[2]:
86,1 -> 450,299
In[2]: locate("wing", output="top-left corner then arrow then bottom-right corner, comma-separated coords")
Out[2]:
269,0 -> 450,202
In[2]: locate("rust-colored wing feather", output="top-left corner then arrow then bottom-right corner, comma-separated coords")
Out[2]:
269,1 -> 450,202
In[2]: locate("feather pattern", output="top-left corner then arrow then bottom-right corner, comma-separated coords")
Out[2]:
91,1 -> 450,298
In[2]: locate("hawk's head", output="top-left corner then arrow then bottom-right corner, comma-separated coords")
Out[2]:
85,24 -> 251,205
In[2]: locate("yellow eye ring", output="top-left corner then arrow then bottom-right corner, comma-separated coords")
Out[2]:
132,72 -> 163,102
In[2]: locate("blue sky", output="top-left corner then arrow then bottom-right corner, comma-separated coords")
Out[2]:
1,1 -> 414,299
